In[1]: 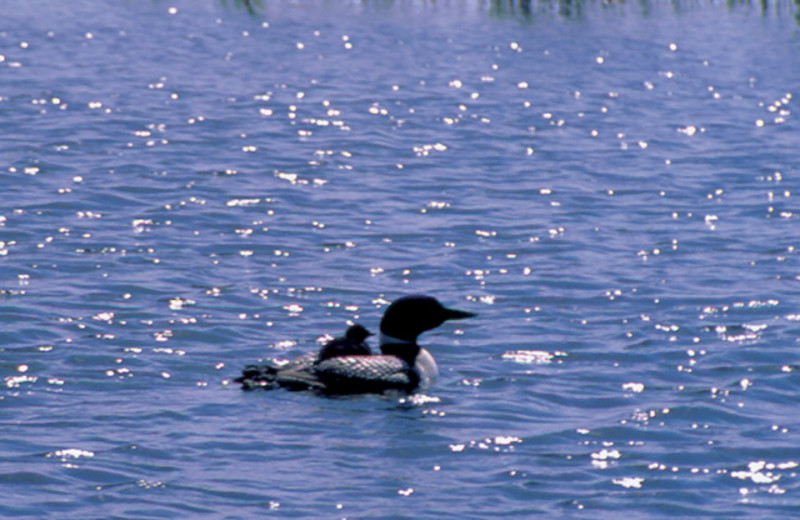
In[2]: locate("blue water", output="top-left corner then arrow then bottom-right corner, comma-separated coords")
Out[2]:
2,0 -> 800,517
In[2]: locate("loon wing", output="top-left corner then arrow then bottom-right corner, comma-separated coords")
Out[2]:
273,366 -> 327,391
279,352 -> 318,371
236,353 -> 416,394
314,355 -> 416,393
235,352 -> 319,390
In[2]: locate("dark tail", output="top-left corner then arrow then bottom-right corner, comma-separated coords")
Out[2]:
234,364 -> 280,390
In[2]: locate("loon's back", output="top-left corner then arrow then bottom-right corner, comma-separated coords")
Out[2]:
236,354 -> 416,394
315,355 -> 418,393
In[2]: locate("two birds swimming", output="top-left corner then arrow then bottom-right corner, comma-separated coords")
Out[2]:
235,295 -> 475,395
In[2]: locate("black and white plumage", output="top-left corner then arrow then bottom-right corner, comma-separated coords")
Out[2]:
235,295 -> 476,394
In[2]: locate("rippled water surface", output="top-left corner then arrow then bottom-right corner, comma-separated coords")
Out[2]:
2,1 -> 800,517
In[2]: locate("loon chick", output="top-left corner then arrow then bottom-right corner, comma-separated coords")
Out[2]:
316,324 -> 373,362
235,295 -> 475,394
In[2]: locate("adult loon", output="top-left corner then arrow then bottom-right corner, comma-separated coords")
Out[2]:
235,295 -> 475,394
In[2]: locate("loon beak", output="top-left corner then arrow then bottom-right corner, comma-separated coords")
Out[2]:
443,307 -> 477,321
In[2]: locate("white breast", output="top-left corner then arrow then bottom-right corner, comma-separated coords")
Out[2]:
413,348 -> 439,389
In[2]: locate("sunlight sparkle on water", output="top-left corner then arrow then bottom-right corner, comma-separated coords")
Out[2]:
3,3 -> 800,518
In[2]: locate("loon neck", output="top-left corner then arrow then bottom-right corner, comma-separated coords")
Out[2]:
379,332 -> 420,366
379,332 -> 416,347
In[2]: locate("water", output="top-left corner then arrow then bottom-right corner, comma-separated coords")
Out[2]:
2,0 -> 800,517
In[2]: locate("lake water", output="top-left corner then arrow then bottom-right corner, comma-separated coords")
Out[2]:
2,0 -> 800,518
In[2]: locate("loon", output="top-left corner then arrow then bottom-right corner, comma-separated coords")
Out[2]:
235,295 -> 475,394
317,324 -> 373,362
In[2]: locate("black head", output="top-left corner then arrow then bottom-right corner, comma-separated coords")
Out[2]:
345,323 -> 373,343
379,295 -> 476,343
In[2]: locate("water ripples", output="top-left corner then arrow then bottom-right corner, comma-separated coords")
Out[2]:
2,0 -> 800,518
